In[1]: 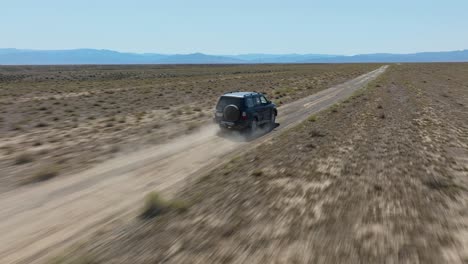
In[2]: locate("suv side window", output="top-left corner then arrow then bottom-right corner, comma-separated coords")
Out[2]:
246,97 -> 254,108
260,96 -> 268,104
254,96 -> 261,106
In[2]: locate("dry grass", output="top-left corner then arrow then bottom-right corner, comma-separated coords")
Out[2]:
251,169 -> 263,177
308,115 -> 318,122
48,254 -> 98,264
330,103 -> 340,113
29,165 -> 60,183
310,129 -> 326,137
140,192 -> 190,219
108,145 -> 120,153
14,152 -> 34,165
186,122 -> 200,132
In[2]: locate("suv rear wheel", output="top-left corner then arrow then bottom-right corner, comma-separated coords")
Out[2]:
270,111 -> 276,129
250,119 -> 258,135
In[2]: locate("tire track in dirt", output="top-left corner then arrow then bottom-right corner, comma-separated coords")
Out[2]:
0,66 -> 387,264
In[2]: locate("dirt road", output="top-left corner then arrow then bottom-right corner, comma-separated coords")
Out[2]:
0,66 -> 387,264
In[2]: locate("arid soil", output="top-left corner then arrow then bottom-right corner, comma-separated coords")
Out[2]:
79,63 -> 468,263
0,67 -> 386,264
0,64 -> 376,193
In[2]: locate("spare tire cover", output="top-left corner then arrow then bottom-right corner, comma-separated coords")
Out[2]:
223,104 -> 240,122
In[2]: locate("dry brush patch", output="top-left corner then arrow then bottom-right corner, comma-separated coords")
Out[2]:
140,191 -> 190,219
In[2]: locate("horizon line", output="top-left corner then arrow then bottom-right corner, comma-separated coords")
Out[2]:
2,47 -> 468,57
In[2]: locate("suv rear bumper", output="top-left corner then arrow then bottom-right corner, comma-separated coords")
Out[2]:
215,118 -> 250,130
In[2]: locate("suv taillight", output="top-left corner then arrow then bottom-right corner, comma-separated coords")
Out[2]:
241,112 -> 247,120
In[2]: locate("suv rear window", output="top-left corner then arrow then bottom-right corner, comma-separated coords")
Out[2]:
246,97 -> 254,108
216,96 -> 244,111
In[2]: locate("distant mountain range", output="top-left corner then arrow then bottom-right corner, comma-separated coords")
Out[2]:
1,48 -> 468,65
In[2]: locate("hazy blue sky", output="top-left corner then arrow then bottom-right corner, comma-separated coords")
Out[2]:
1,0 -> 467,55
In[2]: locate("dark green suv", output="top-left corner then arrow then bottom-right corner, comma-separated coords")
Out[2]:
214,92 -> 277,134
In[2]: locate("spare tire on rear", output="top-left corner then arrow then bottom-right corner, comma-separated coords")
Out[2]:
223,104 -> 240,122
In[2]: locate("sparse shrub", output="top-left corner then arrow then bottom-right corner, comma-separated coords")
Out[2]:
373,184 -> 383,192
15,152 -> 34,165
308,115 -> 317,122
251,169 -> 263,177
305,143 -> 316,149
380,113 -> 386,119
36,122 -> 49,128
140,192 -> 189,219
186,122 -> 199,132
109,145 -> 120,153
37,148 -> 49,155
330,104 -> 339,113
377,104 -> 383,109
11,124 -> 22,131
31,165 -> 60,182
310,129 -> 326,137
169,199 -> 190,213
423,178 -> 458,191
183,107 -> 193,115
48,252 -> 98,264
